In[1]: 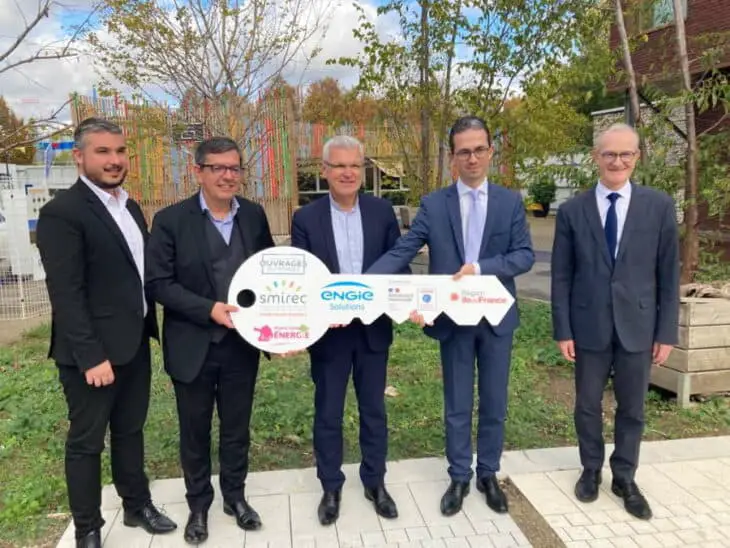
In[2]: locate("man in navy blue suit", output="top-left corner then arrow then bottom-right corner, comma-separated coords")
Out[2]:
367,116 -> 534,516
290,136 -> 407,526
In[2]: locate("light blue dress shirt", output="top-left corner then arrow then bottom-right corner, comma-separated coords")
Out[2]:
199,192 -> 239,245
330,194 -> 364,274
457,179 -> 488,274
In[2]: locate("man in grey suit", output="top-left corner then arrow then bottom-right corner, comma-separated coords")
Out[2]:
551,123 -> 680,520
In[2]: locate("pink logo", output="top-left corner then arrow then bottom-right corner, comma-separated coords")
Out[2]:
254,325 -> 274,342
254,324 -> 309,343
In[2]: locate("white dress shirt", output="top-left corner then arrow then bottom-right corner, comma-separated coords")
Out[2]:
595,180 -> 631,257
81,176 -> 147,316
457,178 -> 488,274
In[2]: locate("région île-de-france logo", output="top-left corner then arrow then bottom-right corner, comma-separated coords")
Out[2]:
258,280 -> 307,316
451,290 -> 508,305
259,253 -> 306,275
254,324 -> 310,343
320,281 -> 374,312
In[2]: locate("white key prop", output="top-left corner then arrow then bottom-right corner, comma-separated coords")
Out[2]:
227,246 -> 515,354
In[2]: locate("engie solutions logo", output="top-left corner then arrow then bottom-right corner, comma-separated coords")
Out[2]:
320,280 -> 374,312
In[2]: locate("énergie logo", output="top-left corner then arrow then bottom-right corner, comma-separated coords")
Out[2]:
320,281 -> 374,311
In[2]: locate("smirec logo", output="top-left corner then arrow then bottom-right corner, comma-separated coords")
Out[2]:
320,281 -> 374,302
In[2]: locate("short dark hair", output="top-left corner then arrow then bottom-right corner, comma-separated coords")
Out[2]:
448,116 -> 492,154
74,117 -> 123,149
194,137 -> 242,166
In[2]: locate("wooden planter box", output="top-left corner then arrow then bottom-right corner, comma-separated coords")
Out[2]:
650,297 -> 730,407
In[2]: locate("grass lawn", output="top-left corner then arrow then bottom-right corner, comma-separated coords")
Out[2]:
1,300 -> 729,547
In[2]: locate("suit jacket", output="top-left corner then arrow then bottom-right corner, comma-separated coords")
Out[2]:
550,183 -> 680,353
145,192 -> 275,383
290,193 -> 407,357
367,182 -> 535,341
36,179 -> 158,371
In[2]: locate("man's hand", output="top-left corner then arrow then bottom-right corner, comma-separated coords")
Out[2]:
408,310 -> 433,327
85,360 -> 115,387
329,324 -> 346,328
557,340 -> 575,362
653,343 -> 673,365
279,349 -> 305,358
453,263 -> 477,280
210,302 -> 238,328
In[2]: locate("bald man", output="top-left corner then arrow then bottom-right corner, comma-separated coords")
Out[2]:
551,123 -> 680,520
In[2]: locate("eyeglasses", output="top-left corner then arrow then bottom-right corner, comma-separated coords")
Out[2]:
455,147 -> 491,161
324,162 -> 363,170
199,164 -> 242,175
599,151 -> 638,162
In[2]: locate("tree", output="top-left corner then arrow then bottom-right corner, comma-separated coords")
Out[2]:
673,0 -> 699,283
91,0 -> 329,103
302,78 -> 346,124
334,0 -> 600,195
0,98 -> 36,164
1,0 -> 94,78
0,1 -> 94,157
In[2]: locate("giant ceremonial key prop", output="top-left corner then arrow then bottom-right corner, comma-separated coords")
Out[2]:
227,246 -> 515,354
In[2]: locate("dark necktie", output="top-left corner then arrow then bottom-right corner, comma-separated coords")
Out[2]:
604,192 -> 620,264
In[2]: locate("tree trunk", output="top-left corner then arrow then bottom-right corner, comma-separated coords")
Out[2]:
419,0 -> 431,195
674,0 -> 700,283
613,0 -> 648,170
436,6 -> 459,189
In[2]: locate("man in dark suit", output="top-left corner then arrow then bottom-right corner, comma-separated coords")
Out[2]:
367,117 -> 535,516
551,123 -> 680,520
290,136 -> 406,525
36,117 -> 177,548
146,137 -> 275,544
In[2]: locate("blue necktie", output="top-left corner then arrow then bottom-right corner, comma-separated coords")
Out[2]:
605,192 -> 620,264
465,189 -> 483,264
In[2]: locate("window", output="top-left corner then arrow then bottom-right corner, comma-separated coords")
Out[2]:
639,0 -> 688,32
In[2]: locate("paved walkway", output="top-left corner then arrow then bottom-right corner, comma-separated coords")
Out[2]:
56,437 -> 730,547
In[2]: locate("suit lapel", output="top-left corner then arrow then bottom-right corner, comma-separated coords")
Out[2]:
582,186 -> 612,268
232,197 -> 254,258
318,197 -> 341,273
359,195 -> 374,269
479,185 -> 499,258
615,183 -> 642,264
79,180 -> 137,270
446,185 -> 465,263
190,193 -> 216,290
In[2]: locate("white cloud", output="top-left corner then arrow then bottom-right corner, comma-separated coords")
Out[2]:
0,0 -> 395,123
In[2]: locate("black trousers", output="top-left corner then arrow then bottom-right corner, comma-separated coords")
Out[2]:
172,333 -> 260,512
57,340 -> 152,539
311,324 -> 389,492
574,331 -> 652,483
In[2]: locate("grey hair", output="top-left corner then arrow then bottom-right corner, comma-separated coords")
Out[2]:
74,117 -> 123,149
595,123 -> 640,150
322,135 -> 364,163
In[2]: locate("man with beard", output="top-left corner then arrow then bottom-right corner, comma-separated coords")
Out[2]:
36,117 -> 177,548
551,123 -> 680,520
146,137 -> 275,544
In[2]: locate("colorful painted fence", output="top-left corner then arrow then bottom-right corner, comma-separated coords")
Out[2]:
70,90 -> 298,235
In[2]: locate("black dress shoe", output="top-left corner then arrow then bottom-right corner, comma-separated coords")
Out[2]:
75,530 -> 101,548
364,484 -> 398,519
477,475 -> 509,514
611,479 -> 653,520
318,490 -> 341,525
184,511 -> 208,545
440,480 -> 470,516
123,502 -> 178,534
575,469 -> 602,503
224,499 -> 262,530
